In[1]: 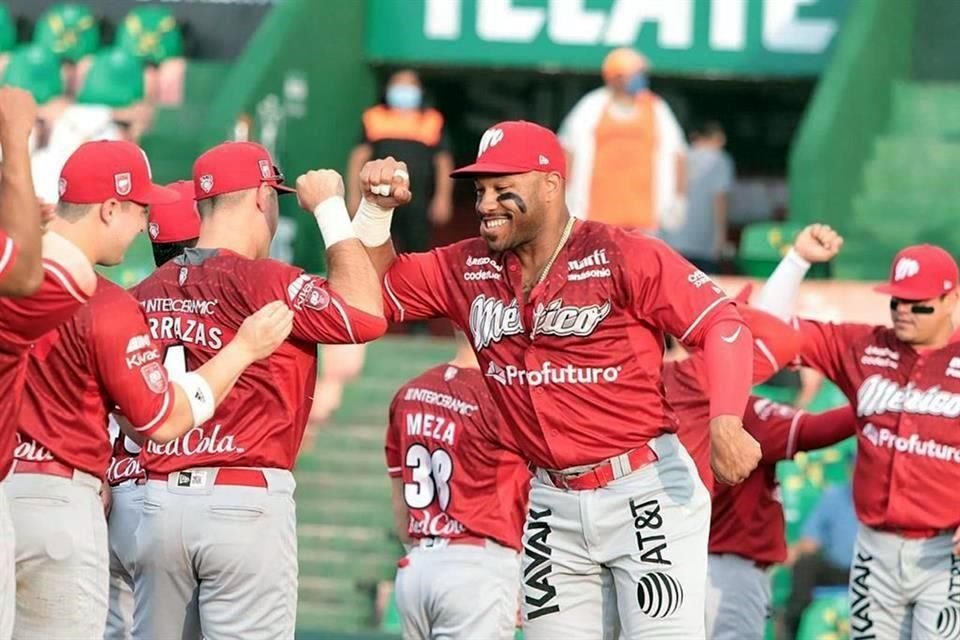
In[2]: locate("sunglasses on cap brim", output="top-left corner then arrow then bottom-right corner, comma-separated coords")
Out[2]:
889,297 -> 938,315
262,165 -> 297,194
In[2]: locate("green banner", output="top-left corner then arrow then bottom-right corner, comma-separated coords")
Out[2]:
366,0 -> 852,77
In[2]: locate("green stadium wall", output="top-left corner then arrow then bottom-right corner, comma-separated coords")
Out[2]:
788,0 -> 916,232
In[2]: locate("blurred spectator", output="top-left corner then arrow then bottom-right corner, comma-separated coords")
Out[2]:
660,121 -> 734,273
559,47 -> 686,233
347,69 -> 453,253
784,473 -> 858,640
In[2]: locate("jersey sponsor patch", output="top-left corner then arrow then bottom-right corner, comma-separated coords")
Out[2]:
523,507 -> 560,620
126,334 -> 152,354
141,361 -> 167,394
637,572 -> 684,619
485,360 -> 621,387
126,348 -> 161,369
862,423 -> 960,464
13,434 -> 54,462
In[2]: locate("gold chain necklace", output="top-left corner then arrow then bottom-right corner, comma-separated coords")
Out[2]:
534,216 -> 576,289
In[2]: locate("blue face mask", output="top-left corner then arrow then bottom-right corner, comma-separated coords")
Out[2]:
386,85 -> 422,110
626,73 -> 649,95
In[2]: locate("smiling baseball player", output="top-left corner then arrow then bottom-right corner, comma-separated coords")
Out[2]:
753,226 -> 960,639
386,330 -> 530,639
352,120 -> 760,638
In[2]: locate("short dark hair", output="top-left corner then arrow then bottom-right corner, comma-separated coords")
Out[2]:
152,238 -> 198,267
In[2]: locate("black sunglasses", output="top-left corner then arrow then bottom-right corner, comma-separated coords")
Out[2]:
889,297 -> 937,315
262,164 -> 286,185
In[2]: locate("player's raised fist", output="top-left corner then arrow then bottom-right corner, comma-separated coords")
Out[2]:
709,415 -> 762,485
234,300 -> 295,361
793,223 -> 844,264
359,156 -> 412,210
0,87 -> 37,143
296,169 -> 345,213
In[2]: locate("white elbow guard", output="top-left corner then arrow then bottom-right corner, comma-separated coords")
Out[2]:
352,198 -> 394,247
313,196 -> 357,249
171,372 -> 216,428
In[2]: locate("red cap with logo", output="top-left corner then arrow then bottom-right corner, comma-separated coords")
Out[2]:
192,141 -> 296,200
874,244 -> 959,300
58,140 -> 180,206
147,181 -> 200,244
451,121 -> 567,179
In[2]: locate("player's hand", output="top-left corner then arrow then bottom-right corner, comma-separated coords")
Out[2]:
709,415 -> 761,485
234,301 -> 295,361
100,482 -> 113,518
39,199 -> 56,231
295,169 -> 345,213
793,223 -> 843,263
0,86 -> 38,144
359,157 -> 412,209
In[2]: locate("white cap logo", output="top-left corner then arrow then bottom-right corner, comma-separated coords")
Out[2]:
477,127 -> 504,158
148,222 -> 159,240
258,159 -> 272,179
894,257 -> 920,281
114,172 -> 132,197
199,175 -> 214,194
58,177 -> 67,197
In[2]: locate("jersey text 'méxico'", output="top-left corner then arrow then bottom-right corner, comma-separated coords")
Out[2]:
385,365 -> 529,551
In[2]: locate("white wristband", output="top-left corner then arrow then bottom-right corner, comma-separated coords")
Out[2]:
785,247 -> 812,269
352,198 -> 394,247
171,372 -> 216,428
313,196 -> 357,249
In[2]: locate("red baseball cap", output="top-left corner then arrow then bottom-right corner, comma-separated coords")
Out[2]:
58,140 -> 180,206
192,141 -> 296,200
874,244 -> 959,300
451,121 -> 567,179
147,181 -> 200,243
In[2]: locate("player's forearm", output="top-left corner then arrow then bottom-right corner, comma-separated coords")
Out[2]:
704,317 -> 754,420
325,239 -> 385,317
793,406 -> 857,456
754,249 -> 810,322
352,198 -> 400,280
0,136 -> 42,296
151,342 -> 255,442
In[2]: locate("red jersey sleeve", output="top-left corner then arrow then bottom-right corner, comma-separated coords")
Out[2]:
624,236 -> 732,346
743,396 -> 806,465
254,260 -> 376,344
795,319 -> 875,382
744,308 -> 804,384
91,291 -> 173,437
0,257 -> 93,348
383,250 -> 452,323
792,406 -> 858,455
0,230 -> 17,281
385,391 -> 403,478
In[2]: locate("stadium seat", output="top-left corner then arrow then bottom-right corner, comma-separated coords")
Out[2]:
2,45 -> 64,104
76,48 -> 145,107
796,586 -> 850,640
33,3 -> 101,62
115,6 -> 184,65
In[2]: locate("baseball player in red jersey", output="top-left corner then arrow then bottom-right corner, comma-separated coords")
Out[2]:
353,120 -> 761,638
6,140 -> 294,640
0,88 -> 46,297
754,228 -> 960,639
385,330 -> 530,639
104,182 -> 201,640
0,93 -> 99,640
131,143 -> 388,640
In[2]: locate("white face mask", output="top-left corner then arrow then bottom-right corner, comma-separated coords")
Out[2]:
386,84 -> 422,110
